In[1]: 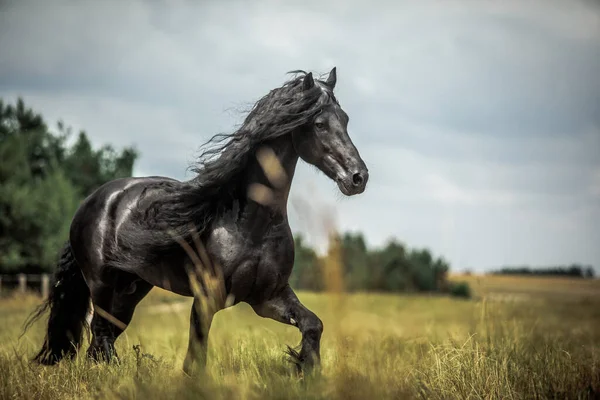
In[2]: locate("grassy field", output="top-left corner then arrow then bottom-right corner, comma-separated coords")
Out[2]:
1,275 -> 599,399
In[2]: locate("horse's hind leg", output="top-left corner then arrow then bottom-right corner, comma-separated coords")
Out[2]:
87,272 -> 153,362
110,277 -> 153,340
87,280 -> 118,362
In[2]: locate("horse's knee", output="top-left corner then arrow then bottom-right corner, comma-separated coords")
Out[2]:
302,314 -> 323,342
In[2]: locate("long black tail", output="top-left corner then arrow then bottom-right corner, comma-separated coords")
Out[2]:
23,242 -> 91,365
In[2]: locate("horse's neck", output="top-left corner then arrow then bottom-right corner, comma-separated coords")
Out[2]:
242,134 -> 299,216
223,134 -> 297,244
223,134 -> 298,242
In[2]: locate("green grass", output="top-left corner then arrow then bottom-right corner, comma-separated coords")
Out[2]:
1,281 -> 599,399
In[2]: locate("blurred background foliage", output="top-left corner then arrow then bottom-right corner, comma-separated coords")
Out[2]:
0,98 -> 137,273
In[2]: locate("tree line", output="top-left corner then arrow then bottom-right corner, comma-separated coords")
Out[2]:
0,98 -> 138,273
290,233 -> 470,296
490,265 -> 595,279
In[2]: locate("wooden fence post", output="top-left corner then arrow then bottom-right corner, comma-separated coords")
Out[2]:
18,273 -> 27,294
41,274 -> 50,299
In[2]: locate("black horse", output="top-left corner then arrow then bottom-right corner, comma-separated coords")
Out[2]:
25,68 -> 369,374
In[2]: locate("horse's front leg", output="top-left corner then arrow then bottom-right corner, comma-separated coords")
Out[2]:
183,298 -> 214,376
252,285 -> 323,374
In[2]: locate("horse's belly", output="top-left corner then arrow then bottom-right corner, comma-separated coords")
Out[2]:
134,256 -> 195,297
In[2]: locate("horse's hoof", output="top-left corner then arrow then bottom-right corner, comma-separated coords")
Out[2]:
87,338 -> 117,364
300,360 -> 321,377
284,345 -> 320,377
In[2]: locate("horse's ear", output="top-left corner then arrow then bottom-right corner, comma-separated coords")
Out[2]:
303,72 -> 315,90
326,67 -> 337,90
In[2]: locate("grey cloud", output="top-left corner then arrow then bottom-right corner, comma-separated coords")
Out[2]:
1,0 -> 599,271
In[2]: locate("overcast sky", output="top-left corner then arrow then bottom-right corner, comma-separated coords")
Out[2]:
1,0 -> 599,272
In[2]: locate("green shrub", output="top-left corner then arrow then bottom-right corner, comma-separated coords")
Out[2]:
449,281 -> 472,299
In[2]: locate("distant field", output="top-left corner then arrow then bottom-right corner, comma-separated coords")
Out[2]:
1,275 -> 599,399
450,273 -> 600,301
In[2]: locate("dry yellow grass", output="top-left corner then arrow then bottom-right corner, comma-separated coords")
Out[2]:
1,275 -> 599,399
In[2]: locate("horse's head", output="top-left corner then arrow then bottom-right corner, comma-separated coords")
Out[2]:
292,68 -> 369,196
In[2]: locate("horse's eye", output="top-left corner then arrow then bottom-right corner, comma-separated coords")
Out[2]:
315,122 -> 325,129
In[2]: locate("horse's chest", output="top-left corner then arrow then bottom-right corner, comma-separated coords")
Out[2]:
206,223 -> 294,303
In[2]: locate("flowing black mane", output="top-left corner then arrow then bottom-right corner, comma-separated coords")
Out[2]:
191,70 -> 338,190
109,71 -> 338,268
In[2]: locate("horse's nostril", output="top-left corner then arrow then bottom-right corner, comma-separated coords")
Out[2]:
352,172 -> 364,186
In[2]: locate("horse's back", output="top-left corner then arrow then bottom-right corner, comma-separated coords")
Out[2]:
69,176 -> 180,274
